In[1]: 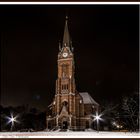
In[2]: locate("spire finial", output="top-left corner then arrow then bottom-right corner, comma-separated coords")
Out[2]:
66,15 -> 68,20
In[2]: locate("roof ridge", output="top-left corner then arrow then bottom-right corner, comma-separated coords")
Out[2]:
79,92 -> 99,105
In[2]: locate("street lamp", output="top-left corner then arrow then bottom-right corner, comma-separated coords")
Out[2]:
6,113 -> 19,131
93,112 -> 103,132
112,121 -> 123,131
79,100 -> 82,130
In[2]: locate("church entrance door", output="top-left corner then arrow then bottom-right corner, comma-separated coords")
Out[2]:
62,121 -> 68,129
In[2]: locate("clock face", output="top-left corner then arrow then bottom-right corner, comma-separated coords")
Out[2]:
63,53 -> 68,57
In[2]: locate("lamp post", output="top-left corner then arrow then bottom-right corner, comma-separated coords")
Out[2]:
47,115 -> 51,130
79,100 -> 82,130
6,113 -> 18,131
93,112 -> 103,132
95,116 -> 100,132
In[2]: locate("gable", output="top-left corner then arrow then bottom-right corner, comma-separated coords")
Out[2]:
59,105 -> 69,117
79,92 -> 99,106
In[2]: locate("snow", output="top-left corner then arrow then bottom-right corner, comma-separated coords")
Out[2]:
79,92 -> 99,105
0,131 -> 140,138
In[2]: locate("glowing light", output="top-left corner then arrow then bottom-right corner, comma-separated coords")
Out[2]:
93,112 -> 103,132
112,121 -> 123,129
116,125 -> 123,129
53,101 -> 55,105
95,116 -> 100,120
10,117 -> 15,122
112,121 -> 117,126
6,113 -> 19,126
117,125 -> 120,128
93,112 -> 103,121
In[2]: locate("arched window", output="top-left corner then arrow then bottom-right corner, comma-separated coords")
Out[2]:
61,101 -> 68,111
62,84 -> 68,90
62,64 -> 69,77
66,84 -> 68,90
62,101 -> 68,106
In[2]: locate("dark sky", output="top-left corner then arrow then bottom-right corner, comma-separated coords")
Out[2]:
1,5 -> 139,111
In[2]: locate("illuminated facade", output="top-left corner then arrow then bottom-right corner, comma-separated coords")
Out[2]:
46,17 -> 99,131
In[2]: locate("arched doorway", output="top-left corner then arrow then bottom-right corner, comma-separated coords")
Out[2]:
61,117 -> 69,130
62,121 -> 68,129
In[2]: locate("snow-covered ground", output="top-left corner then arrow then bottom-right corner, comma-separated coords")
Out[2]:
0,131 -> 140,138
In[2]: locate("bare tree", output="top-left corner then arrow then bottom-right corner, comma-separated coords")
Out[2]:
121,92 -> 139,131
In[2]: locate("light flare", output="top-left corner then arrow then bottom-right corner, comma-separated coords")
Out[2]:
5,113 -> 19,126
93,112 -> 103,122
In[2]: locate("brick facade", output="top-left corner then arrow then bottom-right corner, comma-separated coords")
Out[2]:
46,17 -> 99,131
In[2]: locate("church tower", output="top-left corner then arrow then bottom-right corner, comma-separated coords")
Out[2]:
57,16 -> 76,95
46,17 -> 99,131
55,16 -> 77,129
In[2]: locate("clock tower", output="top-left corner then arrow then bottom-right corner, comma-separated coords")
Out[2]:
57,17 -> 75,95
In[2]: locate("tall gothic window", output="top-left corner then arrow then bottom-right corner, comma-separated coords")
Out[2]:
62,84 -> 68,90
62,64 -> 69,77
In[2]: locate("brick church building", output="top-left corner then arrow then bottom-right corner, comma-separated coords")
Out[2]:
46,17 -> 99,131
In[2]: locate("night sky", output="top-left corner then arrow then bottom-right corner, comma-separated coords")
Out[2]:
1,5 -> 139,111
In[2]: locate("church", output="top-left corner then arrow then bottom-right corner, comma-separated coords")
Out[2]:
46,17 -> 99,131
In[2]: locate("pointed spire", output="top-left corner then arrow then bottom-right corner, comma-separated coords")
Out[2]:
63,16 -> 70,47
